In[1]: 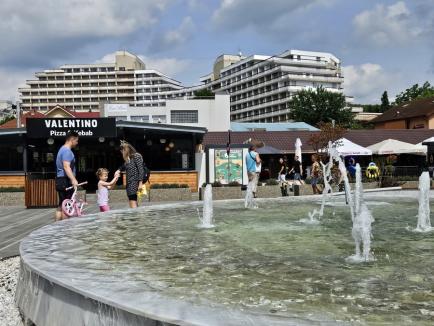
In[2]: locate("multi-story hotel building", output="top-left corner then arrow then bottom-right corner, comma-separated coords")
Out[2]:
19,49 -> 344,123
19,51 -> 184,112
171,50 -> 344,122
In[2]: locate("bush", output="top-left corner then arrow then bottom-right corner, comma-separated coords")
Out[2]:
0,187 -> 25,192
212,181 -> 223,187
150,183 -> 190,189
228,181 -> 240,187
265,179 -> 279,186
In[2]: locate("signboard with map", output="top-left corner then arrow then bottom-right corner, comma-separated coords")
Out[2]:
214,149 -> 243,184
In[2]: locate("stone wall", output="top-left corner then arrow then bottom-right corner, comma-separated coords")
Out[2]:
0,192 -> 25,206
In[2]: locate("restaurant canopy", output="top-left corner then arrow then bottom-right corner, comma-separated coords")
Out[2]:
367,139 -> 427,155
321,138 -> 372,156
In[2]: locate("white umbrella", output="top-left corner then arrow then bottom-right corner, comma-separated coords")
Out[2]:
367,139 -> 427,155
295,138 -> 302,163
320,138 -> 372,156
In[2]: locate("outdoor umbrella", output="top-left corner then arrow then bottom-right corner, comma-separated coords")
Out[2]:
295,138 -> 302,163
256,145 -> 281,155
367,139 -> 427,155
320,138 -> 372,156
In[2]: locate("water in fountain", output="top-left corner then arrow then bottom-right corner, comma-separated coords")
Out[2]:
197,184 -> 215,228
347,163 -> 374,262
244,179 -> 257,209
307,142 -> 338,222
415,171 -> 433,232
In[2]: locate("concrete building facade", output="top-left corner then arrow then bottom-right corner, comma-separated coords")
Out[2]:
170,50 -> 343,123
18,49 -> 344,124
19,51 -> 184,112
100,93 -> 230,132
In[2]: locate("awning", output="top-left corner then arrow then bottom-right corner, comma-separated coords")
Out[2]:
367,139 -> 427,155
256,145 -> 282,154
320,138 -> 372,156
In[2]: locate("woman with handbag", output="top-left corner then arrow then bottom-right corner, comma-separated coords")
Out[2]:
119,141 -> 144,208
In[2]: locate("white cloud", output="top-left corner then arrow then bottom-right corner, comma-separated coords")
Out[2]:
95,52 -> 192,80
353,1 -> 422,47
0,0 -> 174,65
343,63 -> 402,103
148,16 -> 195,52
0,68 -> 33,102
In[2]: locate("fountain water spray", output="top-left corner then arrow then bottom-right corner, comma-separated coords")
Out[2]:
415,171 -> 432,232
308,142 -> 340,221
348,164 -> 374,262
197,184 -> 215,228
244,179 -> 257,209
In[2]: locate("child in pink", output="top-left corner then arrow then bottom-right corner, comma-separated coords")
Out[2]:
96,168 -> 120,212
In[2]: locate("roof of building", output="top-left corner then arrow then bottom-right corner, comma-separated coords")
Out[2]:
371,97 -> 434,123
204,129 -> 434,153
230,122 -> 318,132
0,107 -> 100,129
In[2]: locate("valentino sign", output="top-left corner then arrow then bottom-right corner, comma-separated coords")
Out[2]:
26,118 -> 117,138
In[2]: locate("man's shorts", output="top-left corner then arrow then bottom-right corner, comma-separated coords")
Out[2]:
294,173 -> 301,181
55,177 -> 74,207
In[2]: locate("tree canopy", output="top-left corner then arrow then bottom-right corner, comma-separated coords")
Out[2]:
394,82 -> 434,105
288,87 -> 354,127
193,89 -> 214,98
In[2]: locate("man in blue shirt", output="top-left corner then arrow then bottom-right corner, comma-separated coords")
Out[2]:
245,144 -> 261,198
55,131 -> 79,220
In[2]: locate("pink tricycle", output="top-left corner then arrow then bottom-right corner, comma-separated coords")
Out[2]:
61,182 -> 88,217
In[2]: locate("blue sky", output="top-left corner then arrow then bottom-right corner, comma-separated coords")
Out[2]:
0,0 -> 433,103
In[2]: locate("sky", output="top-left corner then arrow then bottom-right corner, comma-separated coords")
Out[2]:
0,0 -> 433,104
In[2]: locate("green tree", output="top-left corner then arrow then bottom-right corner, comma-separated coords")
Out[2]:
288,87 -> 354,127
380,91 -> 390,112
193,89 -> 214,98
394,82 -> 434,105
0,115 -> 14,126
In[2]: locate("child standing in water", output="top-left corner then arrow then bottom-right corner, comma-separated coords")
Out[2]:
96,168 -> 120,212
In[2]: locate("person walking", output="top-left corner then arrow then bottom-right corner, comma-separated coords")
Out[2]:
310,154 -> 322,195
119,141 -> 144,208
55,131 -> 79,221
245,144 -> 261,198
278,157 -> 289,196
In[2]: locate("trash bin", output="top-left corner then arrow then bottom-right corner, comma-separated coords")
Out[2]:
293,184 -> 300,196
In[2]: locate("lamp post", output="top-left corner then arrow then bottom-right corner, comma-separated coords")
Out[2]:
226,129 -> 231,183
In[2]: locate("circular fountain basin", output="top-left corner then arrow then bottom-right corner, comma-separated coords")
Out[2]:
16,193 -> 434,325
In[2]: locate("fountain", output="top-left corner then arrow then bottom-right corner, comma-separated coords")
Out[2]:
244,178 -> 257,209
16,193 -> 434,325
347,164 -> 374,262
197,184 -> 215,228
308,142 -> 346,221
415,171 -> 432,232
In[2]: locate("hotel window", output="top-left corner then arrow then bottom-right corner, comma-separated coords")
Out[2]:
171,110 -> 198,123
131,115 -> 149,123
152,115 -> 167,123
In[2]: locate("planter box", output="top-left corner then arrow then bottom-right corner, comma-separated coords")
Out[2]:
108,189 -> 129,203
400,181 -> 419,189
257,185 -> 283,198
149,188 -> 192,202
0,192 -> 25,206
201,187 -> 243,200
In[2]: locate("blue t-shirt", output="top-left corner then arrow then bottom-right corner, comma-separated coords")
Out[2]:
246,151 -> 257,173
56,146 -> 76,177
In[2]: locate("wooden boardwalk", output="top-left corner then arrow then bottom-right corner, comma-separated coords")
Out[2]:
0,200 -> 130,259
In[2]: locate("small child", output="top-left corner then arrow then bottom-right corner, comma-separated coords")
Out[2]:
96,168 -> 120,212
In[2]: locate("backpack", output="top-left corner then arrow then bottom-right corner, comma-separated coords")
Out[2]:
142,163 -> 151,183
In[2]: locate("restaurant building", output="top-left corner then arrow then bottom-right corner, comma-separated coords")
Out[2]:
0,107 -> 206,207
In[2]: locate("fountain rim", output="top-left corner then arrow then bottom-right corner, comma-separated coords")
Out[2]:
18,189 -> 425,325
